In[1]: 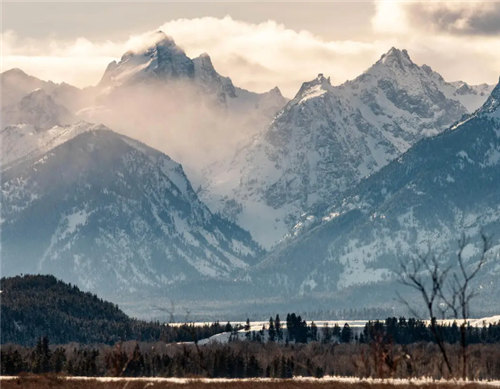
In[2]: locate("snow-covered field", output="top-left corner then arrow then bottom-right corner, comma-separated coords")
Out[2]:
170,316 -> 500,345
171,315 -> 500,330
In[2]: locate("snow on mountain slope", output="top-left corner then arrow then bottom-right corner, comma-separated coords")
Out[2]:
1,121 -> 105,170
201,48 -> 487,249
448,81 -> 495,112
2,88 -> 76,130
0,129 -> 262,298
248,78 -> 500,308
79,31 -> 287,175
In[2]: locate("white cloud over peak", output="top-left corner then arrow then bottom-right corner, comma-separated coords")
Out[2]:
2,12 -> 499,97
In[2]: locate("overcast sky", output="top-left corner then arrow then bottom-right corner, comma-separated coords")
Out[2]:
2,1 -> 499,97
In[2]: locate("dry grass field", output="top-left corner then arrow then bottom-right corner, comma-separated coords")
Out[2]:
2,375 -> 500,389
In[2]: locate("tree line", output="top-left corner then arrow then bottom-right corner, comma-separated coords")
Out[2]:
2,331 -> 500,380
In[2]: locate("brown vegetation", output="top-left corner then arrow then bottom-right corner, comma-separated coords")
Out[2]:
0,374 -> 497,389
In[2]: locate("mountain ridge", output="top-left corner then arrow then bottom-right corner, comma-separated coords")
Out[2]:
244,77 -> 500,307
1,127 -> 263,299
201,47 -> 495,248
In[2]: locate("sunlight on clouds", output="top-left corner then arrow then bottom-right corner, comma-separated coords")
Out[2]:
1,18 -> 386,96
1,11 -> 499,96
157,16 -> 384,95
371,2 -> 410,34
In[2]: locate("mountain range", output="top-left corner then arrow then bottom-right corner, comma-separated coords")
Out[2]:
0,35 -> 498,318
201,48 -> 494,248
244,78 -> 500,309
1,126 -> 262,298
78,31 -> 288,176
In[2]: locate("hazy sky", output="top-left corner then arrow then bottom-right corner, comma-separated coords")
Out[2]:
2,1 -> 499,97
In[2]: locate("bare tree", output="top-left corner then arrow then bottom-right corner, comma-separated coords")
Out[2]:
439,232 -> 491,380
397,248 -> 453,376
153,300 -> 177,323
154,300 -> 212,377
397,231 -> 492,380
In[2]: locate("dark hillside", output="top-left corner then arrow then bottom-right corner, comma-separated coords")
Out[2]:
0,274 -> 228,346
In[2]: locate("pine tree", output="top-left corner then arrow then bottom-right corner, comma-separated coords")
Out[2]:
268,317 -> 276,342
341,324 -> 352,343
310,321 -> 318,342
322,323 -> 332,344
275,314 -> 283,341
32,337 -> 51,373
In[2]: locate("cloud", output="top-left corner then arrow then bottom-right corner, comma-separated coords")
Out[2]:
373,1 -> 500,36
371,2 -> 411,34
156,16 -> 386,96
1,30 -> 122,87
370,1 -> 500,85
406,2 -> 500,36
1,17 -> 386,96
1,14 -> 499,97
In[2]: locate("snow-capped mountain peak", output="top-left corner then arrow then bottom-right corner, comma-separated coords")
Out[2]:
294,73 -> 332,100
377,47 -> 413,68
81,36 -> 288,175
201,48 -> 493,249
252,77 -> 500,306
98,31 -> 194,90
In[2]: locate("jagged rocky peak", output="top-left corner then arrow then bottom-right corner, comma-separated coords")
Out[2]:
268,86 -> 283,96
122,30 -> 179,57
98,30 -> 194,88
454,82 -> 474,95
377,47 -> 414,68
420,64 -> 445,81
193,52 -> 236,100
360,47 -> 419,80
315,73 -> 331,84
193,52 -> 225,78
193,52 -> 217,79
294,73 -> 333,100
194,52 -> 214,67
